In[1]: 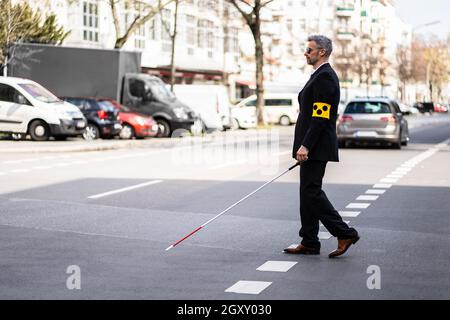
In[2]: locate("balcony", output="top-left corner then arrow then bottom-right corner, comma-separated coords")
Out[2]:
336,31 -> 356,41
336,6 -> 355,17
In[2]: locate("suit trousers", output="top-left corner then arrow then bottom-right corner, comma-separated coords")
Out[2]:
299,160 -> 358,249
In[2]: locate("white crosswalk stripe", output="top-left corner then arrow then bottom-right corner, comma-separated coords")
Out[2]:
225,281 -> 272,295
256,261 -> 297,272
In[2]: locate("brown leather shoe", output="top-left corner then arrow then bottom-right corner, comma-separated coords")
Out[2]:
328,235 -> 360,258
283,244 -> 320,255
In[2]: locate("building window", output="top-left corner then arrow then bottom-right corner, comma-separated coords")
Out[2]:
161,8 -> 172,52
149,18 -> 157,41
186,14 -> 196,46
82,1 -> 99,42
198,19 -> 215,58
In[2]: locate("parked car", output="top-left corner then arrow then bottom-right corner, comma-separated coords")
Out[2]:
231,93 -> 299,129
230,103 -> 257,130
172,84 -> 232,132
337,97 -> 409,149
98,98 -> 158,139
60,97 -> 122,140
434,102 -> 448,113
413,102 -> 434,114
398,102 -> 419,115
0,77 -> 86,141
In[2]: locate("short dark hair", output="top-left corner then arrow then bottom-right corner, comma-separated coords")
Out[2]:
308,35 -> 333,57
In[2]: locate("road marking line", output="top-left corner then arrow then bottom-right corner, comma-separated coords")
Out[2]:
346,203 -> 371,209
373,184 -> 392,189
339,211 -> 361,217
88,180 -> 163,199
319,231 -> 332,239
225,281 -> 272,295
256,261 -> 297,272
391,171 -> 407,176
356,195 -> 379,201
366,189 -> 386,195
380,178 -> 398,183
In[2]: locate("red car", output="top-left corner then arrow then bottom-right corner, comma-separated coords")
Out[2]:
99,98 -> 159,139
434,103 -> 449,113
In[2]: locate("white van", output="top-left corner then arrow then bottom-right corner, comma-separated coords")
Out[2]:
231,93 -> 299,128
172,84 -> 232,132
0,77 -> 86,141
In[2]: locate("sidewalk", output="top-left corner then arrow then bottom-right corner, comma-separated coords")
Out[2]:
0,138 -> 164,153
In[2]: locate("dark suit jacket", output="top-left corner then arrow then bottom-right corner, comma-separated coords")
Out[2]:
292,63 -> 340,162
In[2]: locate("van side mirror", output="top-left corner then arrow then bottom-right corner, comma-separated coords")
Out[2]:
143,90 -> 153,102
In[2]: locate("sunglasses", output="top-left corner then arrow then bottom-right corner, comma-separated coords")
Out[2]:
305,47 -> 318,54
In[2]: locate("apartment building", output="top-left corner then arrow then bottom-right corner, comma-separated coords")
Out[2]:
16,0 -> 412,101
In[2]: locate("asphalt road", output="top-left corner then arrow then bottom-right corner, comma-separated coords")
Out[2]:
0,113 -> 449,300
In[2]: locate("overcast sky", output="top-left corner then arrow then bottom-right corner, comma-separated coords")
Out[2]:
395,0 -> 449,39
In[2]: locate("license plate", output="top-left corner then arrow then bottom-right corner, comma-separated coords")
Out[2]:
76,120 -> 86,128
355,131 -> 377,137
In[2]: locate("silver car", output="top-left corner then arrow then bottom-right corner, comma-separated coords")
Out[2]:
337,98 -> 409,149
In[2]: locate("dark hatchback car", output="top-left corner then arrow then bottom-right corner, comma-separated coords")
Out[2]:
61,97 -> 122,140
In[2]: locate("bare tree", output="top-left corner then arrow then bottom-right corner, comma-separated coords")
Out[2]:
410,35 -> 449,102
108,0 -> 175,49
396,43 -> 413,102
158,0 -> 179,91
423,37 -> 450,102
225,0 -> 274,126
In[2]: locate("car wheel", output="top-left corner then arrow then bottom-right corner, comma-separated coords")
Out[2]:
392,133 -> 402,149
29,120 -> 50,141
119,124 -> 135,139
279,115 -> 291,126
156,119 -> 171,138
83,124 -> 100,140
231,118 -> 240,130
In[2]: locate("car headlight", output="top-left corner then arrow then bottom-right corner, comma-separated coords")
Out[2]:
174,108 -> 188,120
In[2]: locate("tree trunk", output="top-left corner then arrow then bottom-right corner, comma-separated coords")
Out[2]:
3,55 -> 7,77
252,5 -> 265,126
170,0 -> 179,91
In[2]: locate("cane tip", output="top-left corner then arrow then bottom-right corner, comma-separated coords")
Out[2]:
165,245 -> 173,251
